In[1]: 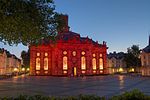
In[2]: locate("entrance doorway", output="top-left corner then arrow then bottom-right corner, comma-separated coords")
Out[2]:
73,67 -> 77,76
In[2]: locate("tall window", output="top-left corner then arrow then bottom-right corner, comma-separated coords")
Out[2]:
44,58 -> 48,70
81,56 -> 86,70
63,56 -> 68,70
99,58 -> 103,69
92,58 -> 96,70
36,58 -> 40,70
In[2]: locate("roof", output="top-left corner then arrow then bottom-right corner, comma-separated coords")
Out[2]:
143,45 -> 150,53
57,31 -> 80,41
107,52 -> 126,59
0,48 -> 21,61
56,31 -> 105,47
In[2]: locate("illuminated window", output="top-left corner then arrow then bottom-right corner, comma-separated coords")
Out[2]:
63,71 -> 67,74
81,56 -> 86,70
81,51 -> 85,55
100,54 -> 102,57
82,71 -> 85,74
99,58 -> 103,69
44,58 -> 48,70
45,53 -> 48,56
63,51 -> 67,55
63,56 -> 68,70
72,51 -> 76,56
93,54 -> 96,57
36,58 -> 40,70
92,58 -> 96,70
37,53 -> 40,56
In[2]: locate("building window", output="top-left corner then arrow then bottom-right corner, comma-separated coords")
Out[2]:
63,51 -> 67,55
36,58 -> 40,70
37,53 -> 40,56
81,56 -> 86,70
99,58 -> 103,69
44,58 -> 48,70
92,58 -> 96,70
63,56 -> 68,70
45,53 -> 48,56
72,51 -> 76,56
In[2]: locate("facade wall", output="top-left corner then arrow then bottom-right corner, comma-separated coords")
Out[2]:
0,52 -> 7,75
141,52 -> 150,76
30,42 -> 107,76
0,50 -> 21,75
141,52 -> 150,67
107,57 -> 127,74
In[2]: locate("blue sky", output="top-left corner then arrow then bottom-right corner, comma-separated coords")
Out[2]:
0,0 -> 150,58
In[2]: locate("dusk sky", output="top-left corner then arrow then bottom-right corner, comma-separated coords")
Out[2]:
0,0 -> 150,58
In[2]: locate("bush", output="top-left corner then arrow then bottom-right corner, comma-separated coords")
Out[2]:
78,94 -> 105,100
110,89 -> 150,100
0,89 -> 150,100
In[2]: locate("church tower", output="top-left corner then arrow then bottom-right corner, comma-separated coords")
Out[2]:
58,15 -> 70,34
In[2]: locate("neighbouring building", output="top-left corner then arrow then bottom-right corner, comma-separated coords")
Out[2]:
107,52 -> 127,74
30,15 -> 108,76
0,49 -> 7,75
0,48 -> 21,75
141,36 -> 150,76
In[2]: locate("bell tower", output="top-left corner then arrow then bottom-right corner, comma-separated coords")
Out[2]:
58,15 -> 70,34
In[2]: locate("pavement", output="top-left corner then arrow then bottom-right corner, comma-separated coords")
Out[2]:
0,74 -> 150,98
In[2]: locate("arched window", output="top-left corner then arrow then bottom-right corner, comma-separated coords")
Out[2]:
36,58 -> 40,70
44,58 -> 48,70
92,58 -> 96,70
99,58 -> 103,69
63,56 -> 68,70
81,56 -> 86,70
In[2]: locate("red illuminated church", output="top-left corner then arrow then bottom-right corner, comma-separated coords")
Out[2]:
30,15 -> 108,76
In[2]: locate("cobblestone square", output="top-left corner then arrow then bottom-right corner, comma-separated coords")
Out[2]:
0,75 -> 149,97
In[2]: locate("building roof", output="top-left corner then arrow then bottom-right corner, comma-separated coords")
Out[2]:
143,36 -> 150,53
0,48 -> 21,61
107,52 -> 126,59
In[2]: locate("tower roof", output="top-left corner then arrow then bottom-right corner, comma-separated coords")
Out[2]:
143,36 -> 150,53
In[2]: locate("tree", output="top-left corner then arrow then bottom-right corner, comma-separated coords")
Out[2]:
124,45 -> 141,68
0,0 -> 62,45
21,50 -> 30,68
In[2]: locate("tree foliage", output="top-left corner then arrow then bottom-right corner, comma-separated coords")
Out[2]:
21,50 -> 30,68
124,45 -> 141,68
0,0 -> 62,45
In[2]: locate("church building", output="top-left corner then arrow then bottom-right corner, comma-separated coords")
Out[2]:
30,15 -> 108,76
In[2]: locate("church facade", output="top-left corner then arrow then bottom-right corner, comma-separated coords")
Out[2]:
30,15 -> 108,76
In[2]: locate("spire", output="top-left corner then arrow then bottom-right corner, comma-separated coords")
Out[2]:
149,35 -> 150,45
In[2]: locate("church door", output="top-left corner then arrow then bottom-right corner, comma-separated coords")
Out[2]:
73,67 -> 77,76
